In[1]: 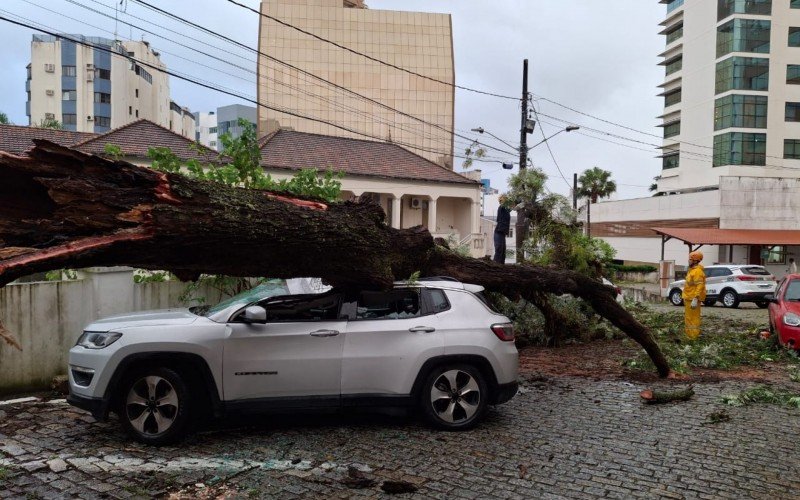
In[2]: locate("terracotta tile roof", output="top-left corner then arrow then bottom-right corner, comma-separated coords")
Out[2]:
259,130 -> 477,185
0,124 -> 95,155
73,119 -> 218,162
653,227 -> 800,245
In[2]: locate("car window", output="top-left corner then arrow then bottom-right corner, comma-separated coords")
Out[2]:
705,268 -> 720,278
427,289 -> 451,313
785,280 -> 800,301
260,293 -> 342,322
775,279 -> 787,297
743,266 -> 770,276
356,289 -> 421,320
204,280 -> 289,316
718,268 -> 733,276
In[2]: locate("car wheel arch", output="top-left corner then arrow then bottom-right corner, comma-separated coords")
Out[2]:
411,355 -> 499,404
106,352 -> 221,418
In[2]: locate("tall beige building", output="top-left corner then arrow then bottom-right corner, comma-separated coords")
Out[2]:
257,0 -> 455,167
27,35 -> 193,138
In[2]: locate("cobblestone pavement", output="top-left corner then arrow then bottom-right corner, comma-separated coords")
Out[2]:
1,376 -> 799,499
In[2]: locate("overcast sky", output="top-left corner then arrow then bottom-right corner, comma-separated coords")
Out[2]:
0,0 -> 665,200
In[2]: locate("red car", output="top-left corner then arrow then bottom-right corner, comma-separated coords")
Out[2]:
767,274 -> 800,349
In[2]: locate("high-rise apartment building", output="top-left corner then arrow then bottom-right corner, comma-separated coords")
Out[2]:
26,34 -> 192,138
657,0 -> 800,193
257,0 -> 455,167
194,110 -> 218,150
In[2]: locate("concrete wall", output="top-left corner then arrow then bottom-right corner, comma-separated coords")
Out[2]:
720,176 -> 800,229
0,268 -> 225,394
591,190 -> 720,222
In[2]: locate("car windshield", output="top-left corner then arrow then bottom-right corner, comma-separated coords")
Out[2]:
196,280 -> 290,316
785,280 -> 800,301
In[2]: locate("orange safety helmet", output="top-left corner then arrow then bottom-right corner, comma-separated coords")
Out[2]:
689,250 -> 703,262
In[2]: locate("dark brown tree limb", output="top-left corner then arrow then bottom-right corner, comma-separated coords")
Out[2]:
0,141 -> 671,377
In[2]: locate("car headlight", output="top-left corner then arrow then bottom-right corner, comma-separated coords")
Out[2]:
76,331 -> 122,349
784,313 -> 800,327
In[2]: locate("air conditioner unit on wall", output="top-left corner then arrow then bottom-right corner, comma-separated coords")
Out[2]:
45,89 -> 54,96
44,63 -> 54,73
87,116 -> 93,121
409,197 -> 427,210
45,113 -> 55,119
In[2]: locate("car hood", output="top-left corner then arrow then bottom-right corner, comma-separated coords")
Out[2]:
83,309 -> 199,332
784,301 -> 800,315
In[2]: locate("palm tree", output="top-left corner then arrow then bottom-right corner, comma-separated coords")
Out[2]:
578,167 -> 617,238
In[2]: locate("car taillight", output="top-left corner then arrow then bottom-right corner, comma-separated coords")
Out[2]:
736,276 -> 757,281
491,323 -> 515,341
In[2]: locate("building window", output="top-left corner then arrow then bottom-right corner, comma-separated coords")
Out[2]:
663,121 -> 681,138
713,132 -> 766,167
667,0 -> 684,13
62,114 -> 77,125
209,126 -> 218,134
663,154 -> 680,169
713,94 -> 768,130
665,56 -> 682,76
210,141 -> 217,147
134,65 -> 152,84
94,92 -> 111,104
135,89 -> 139,98
790,27 -> 800,47
61,90 -> 76,101
764,245 -> 786,264
787,102 -> 800,121
26,65 -> 31,80
718,0 -> 771,20
716,19 -> 770,57
135,109 -> 139,118
129,106 -> 132,115
784,139 -> 800,159
94,68 -> 110,80
664,89 -> 682,107
715,57 -> 769,93
793,0 -> 800,8
62,65 -> 76,77
666,24 -> 683,45
94,116 -> 111,127
788,65 -> 800,84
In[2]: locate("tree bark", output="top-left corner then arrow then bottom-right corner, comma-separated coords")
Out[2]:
0,141 -> 671,377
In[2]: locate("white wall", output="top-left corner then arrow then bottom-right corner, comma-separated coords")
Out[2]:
0,269 -> 226,394
591,190 -> 720,222
719,176 -> 800,229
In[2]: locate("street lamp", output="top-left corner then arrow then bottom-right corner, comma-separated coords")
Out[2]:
470,127 -> 520,153
527,125 -> 580,150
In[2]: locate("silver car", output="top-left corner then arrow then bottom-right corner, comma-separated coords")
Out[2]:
667,264 -> 776,309
67,278 -> 519,444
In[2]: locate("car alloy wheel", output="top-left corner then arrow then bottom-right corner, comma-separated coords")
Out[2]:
119,367 -> 191,445
669,289 -> 683,306
422,364 -> 487,430
126,375 -> 179,435
721,290 -> 739,309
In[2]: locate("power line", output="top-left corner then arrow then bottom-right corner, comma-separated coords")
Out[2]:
535,95 -> 662,139
530,107 -> 571,189
218,0 -> 520,102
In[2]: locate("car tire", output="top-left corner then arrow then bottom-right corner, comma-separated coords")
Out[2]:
118,367 -> 192,445
703,299 -> 716,307
420,364 -> 488,431
720,289 -> 740,309
756,301 -> 769,309
669,289 -> 684,306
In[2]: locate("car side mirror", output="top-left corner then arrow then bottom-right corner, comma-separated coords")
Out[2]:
764,294 -> 777,304
242,305 -> 267,324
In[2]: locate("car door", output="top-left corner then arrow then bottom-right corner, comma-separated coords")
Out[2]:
341,287 -> 444,399
768,279 -> 787,331
223,291 -> 346,402
705,267 -> 724,297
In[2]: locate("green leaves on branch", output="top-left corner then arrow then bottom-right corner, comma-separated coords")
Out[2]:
147,119 -> 343,202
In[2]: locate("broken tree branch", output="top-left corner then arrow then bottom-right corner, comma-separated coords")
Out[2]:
0,141 -> 671,376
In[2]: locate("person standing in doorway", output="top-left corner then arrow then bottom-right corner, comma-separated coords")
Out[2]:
493,194 -> 511,264
682,250 -> 706,341
788,257 -> 797,275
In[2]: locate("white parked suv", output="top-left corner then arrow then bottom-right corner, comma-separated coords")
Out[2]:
667,264 -> 776,309
67,278 -> 519,444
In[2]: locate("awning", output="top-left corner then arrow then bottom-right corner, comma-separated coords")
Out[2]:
653,227 -> 800,246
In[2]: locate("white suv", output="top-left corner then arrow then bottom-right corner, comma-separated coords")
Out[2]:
67,279 -> 519,444
667,265 -> 776,309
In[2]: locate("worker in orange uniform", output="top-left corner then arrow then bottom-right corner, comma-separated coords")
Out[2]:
682,250 -> 706,340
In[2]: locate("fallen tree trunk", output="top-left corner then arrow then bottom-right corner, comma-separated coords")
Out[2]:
0,141 -> 670,377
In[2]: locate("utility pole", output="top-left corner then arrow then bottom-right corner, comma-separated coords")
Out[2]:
515,59 -> 529,263
572,173 -> 578,210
